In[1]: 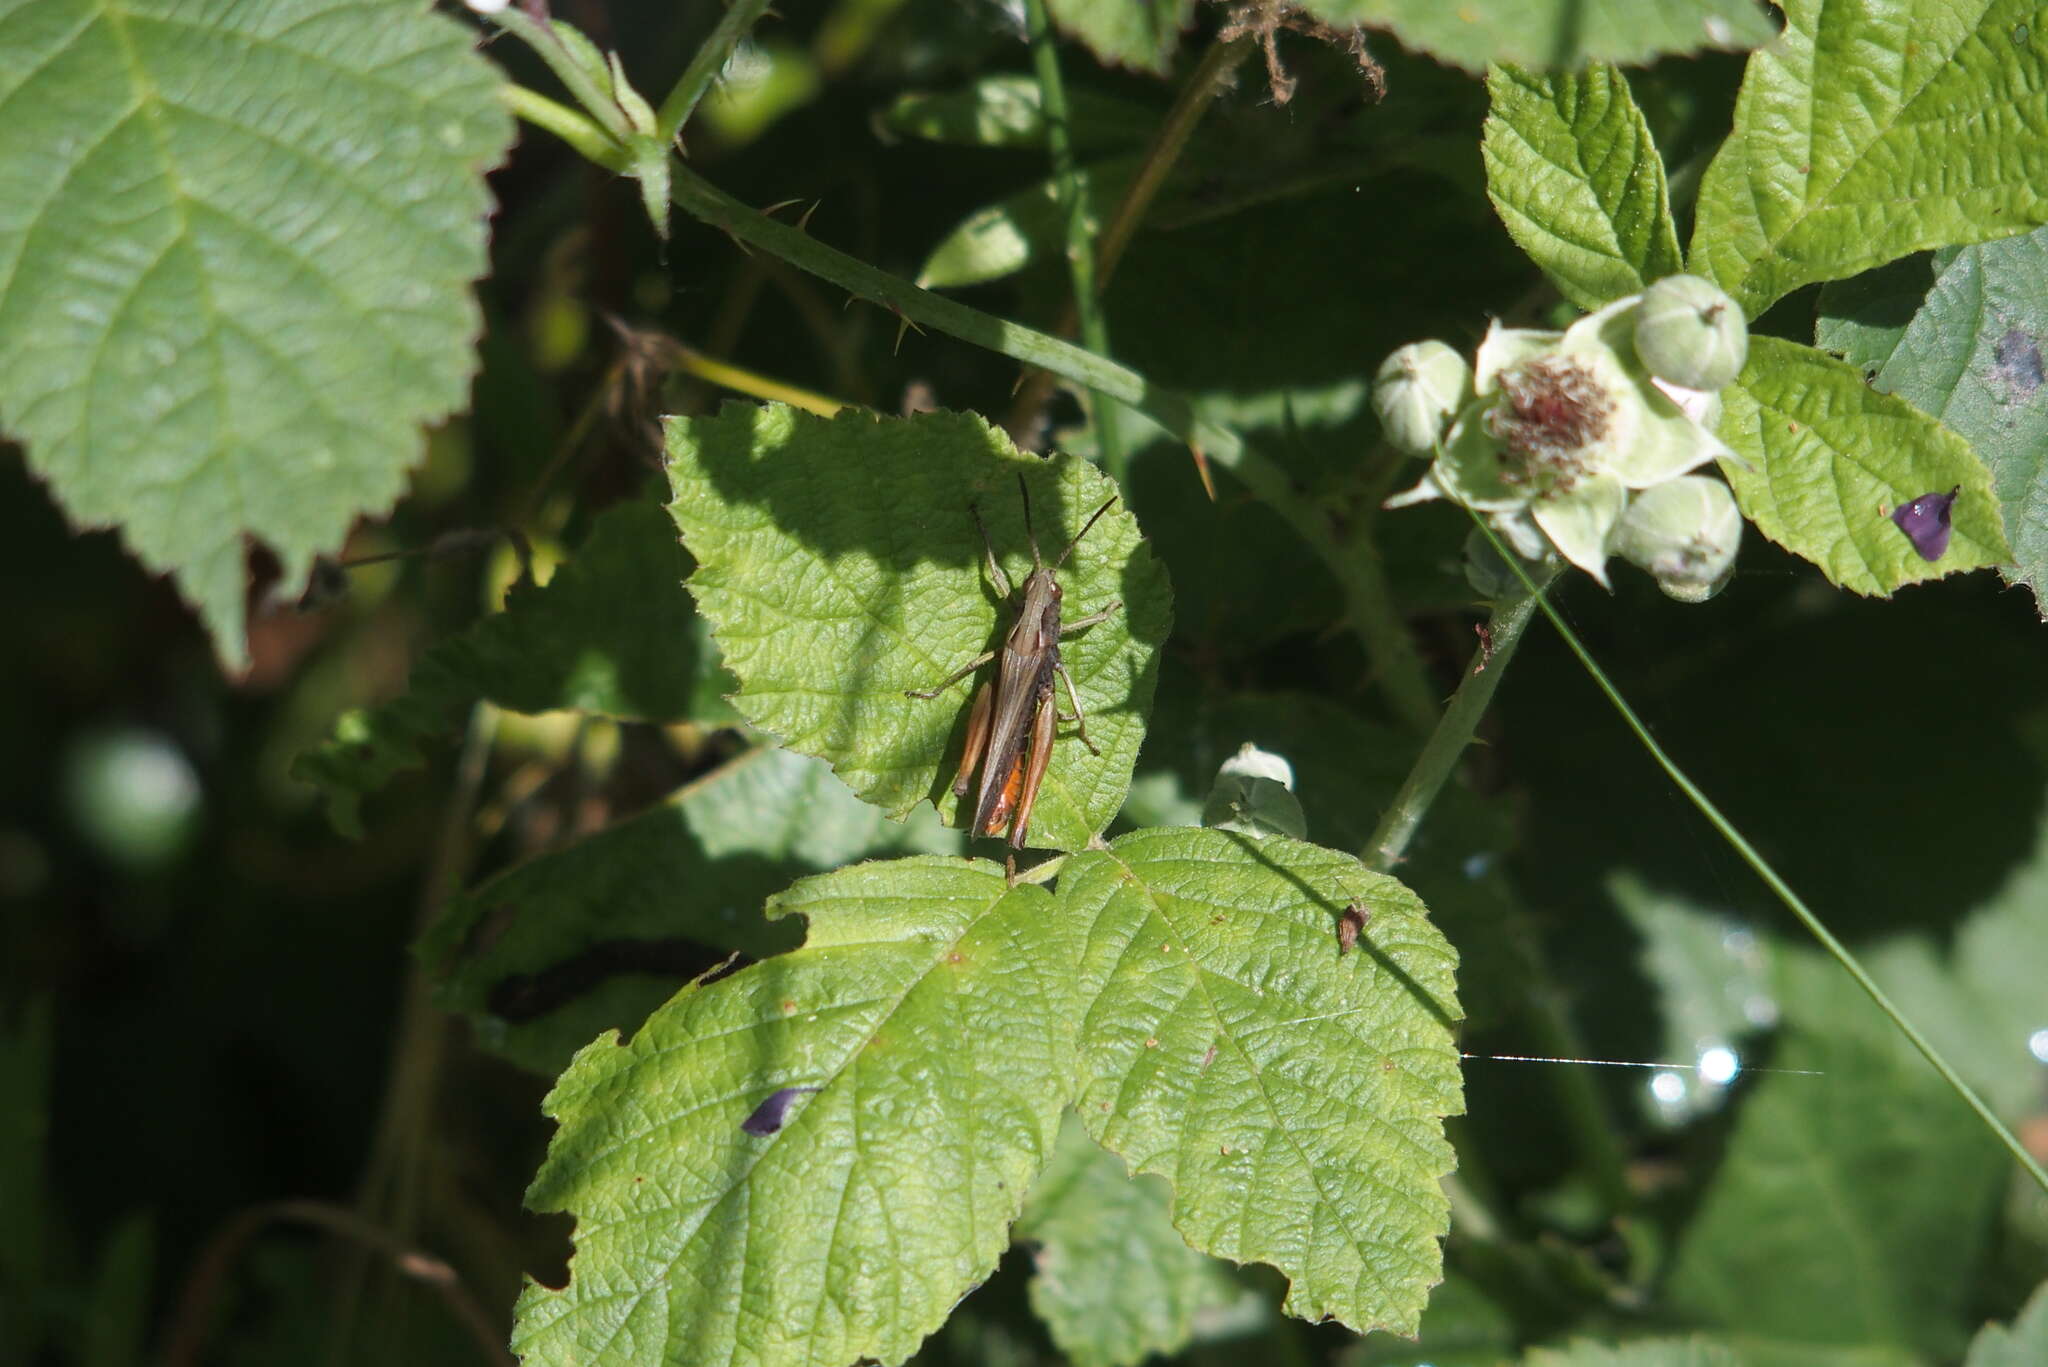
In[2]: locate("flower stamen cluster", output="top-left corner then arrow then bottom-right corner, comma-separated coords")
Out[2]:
1372,275 -> 1749,600
1489,356 -> 1614,491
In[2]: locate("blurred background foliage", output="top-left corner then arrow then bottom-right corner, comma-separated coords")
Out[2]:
2,2 -> 2044,1364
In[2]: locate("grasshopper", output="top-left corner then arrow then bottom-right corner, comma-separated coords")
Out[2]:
908,476 -> 1122,850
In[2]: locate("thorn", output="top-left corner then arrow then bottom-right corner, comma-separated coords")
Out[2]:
760,197 -> 805,218
716,225 -> 754,258
1009,370 -> 1032,397
796,199 -> 822,234
1188,442 -> 1217,502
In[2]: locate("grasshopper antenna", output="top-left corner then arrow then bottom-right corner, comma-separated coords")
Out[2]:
1054,493 -> 1120,569
1016,473 -> 1044,568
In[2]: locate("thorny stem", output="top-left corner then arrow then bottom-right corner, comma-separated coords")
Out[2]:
334,705 -> 500,1358
1362,583 -> 1547,871
1026,0 -> 1124,480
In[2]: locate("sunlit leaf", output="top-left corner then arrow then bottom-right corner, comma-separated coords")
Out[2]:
1061,827 -> 1462,1336
512,857 -> 1080,1367
419,745 -> 961,1075
1483,64 -> 1682,311
1690,0 -> 2048,316
666,403 -> 1172,853
1017,1114 -> 1245,1367
1716,337 -> 2010,595
1830,226 -> 2048,614
0,0 -> 511,666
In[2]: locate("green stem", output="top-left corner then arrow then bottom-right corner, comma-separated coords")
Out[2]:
492,10 -> 633,145
503,86 -> 626,172
1473,517 -> 2048,1197
1094,34 -> 1252,291
1025,0 -> 1123,480
1343,529 -> 1444,738
1363,584 -> 1545,871
656,0 -> 776,144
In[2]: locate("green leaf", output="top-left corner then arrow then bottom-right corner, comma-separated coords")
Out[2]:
1834,226 -> 2048,614
1016,1114 -> 1245,1367
294,500 -> 719,834
1043,0 -> 1193,75
1852,808 -> 2048,1122
1060,827 -> 1462,1336
665,403 -> 1172,854
1665,951 -> 2007,1358
1716,336 -> 2010,595
1606,870 -> 1775,1122
1815,255 -> 1937,377
1482,64 -> 1683,311
512,856 -> 1080,1367
1521,1339 -> 1743,1367
0,0 -> 512,668
879,75 -> 1156,152
918,159 -> 1139,290
1297,0 -> 1772,72
1966,1281 -> 2048,1367
1689,0 -> 2048,318
419,745 -> 961,1076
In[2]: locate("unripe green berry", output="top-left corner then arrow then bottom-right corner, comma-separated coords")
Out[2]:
1374,340 -> 1471,455
1613,475 -> 1742,602
1634,275 -> 1748,392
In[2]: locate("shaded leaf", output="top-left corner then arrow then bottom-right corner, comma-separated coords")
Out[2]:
0,0 -> 512,667
1837,226 -> 2048,613
1298,0 -> 1771,72
1483,64 -> 1683,311
1814,254 -> 1936,377
419,745 -> 960,1076
1716,336 -> 2010,595
295,500 -> 717,834
1044,0 -> 1193,75
1665,951 -> 2006,1357
879,75 -> 1156,152
1690,0 -> 2048,317
1061,827 -> 1462,1336
1522,1339 -> 1743,1367
1016,1114 -> 1245,1367
1966,1281 -> 2048,1367
665,403 -> 1171,853
919,159 -> 1139,290
513,857 -> 1081,1367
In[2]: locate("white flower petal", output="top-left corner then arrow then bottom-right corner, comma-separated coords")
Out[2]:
1606,382 -> 1734,488
1433,405 -> 1533,512
1560,293 -> 1643,358
1474,319 -> 1562,394
1383,467 -> 1446,509
1532,474 -> 1627,585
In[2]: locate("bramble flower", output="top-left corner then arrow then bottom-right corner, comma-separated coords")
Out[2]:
1377,282 -> 1745,591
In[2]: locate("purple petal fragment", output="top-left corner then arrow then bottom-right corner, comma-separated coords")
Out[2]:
742,1085 -> 821,1137
1891,487 -> 1959,562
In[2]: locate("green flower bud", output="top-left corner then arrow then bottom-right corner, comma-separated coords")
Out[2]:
1634,275 -> 1748,392
1373,341 -> 1472,455
1613,475 -> 1742,602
